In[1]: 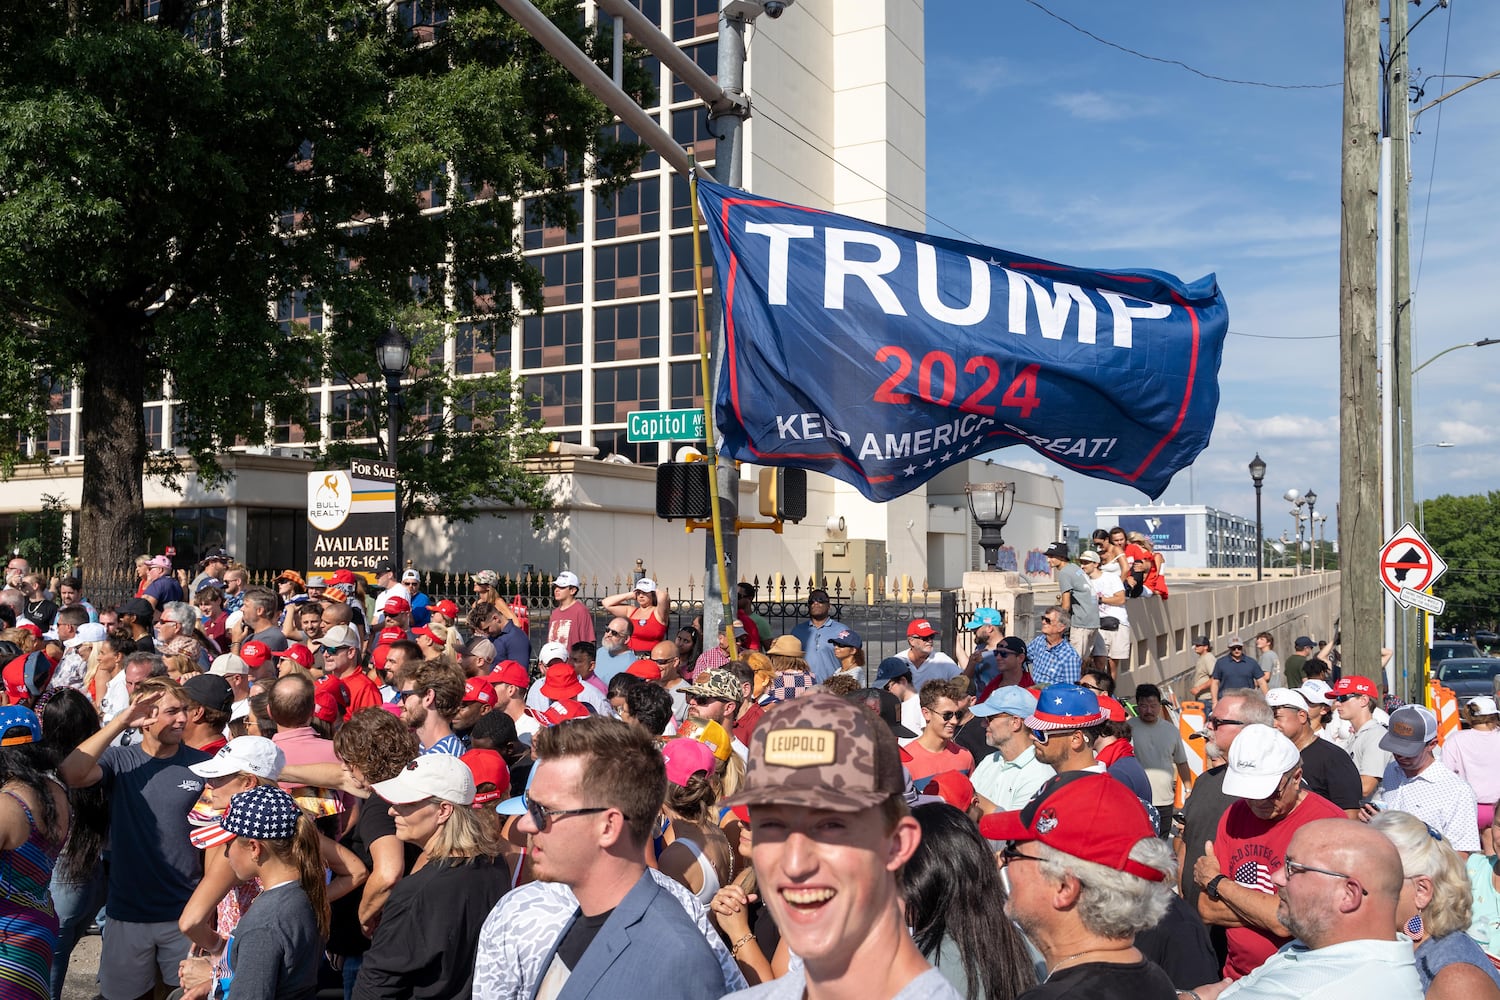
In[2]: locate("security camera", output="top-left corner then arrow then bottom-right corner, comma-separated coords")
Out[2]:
764,0 -> 791,17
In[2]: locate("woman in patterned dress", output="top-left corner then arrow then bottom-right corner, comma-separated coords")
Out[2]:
0,706 -> 71,1000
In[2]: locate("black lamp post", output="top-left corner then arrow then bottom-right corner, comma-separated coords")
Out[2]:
1304,489 -> 1318,572
965,482 -> 1015,571
1248,454 -> 1266,581
376,323 -> 411,572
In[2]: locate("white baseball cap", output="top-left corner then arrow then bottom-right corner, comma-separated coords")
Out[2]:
634,578 -> 657,594
64,622 -> 109,649
210,653 -> 251,677
372,754 -> 476,807
1265,688 -> 1310,713
538,641 -> 569,666
1222,724 -> 1302,799
401,569 -> 421,583
553,571 -> 580,589
189,736 -> 286,780
1469,696 -> 1499,717
1298,679 -> 1333,705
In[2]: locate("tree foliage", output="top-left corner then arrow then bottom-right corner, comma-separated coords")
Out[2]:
0,0 -> 648,577
1420,492 -> 1500,630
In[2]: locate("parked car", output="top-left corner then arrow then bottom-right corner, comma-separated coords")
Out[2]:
1474,630 -> 1500,650
1436,658 -> 1500,705
1432,640 -> 1484,662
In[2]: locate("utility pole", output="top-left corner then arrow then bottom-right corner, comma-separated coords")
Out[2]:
1341,0 -> 1382,684
1390,0 -> 1420,696
700,8 -> 752,649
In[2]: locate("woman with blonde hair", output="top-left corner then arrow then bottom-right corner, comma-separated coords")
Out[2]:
1369,809 -> 1500,999
412,622 -> 459,669
744,650 -> 776,703
354,754 -> 511,997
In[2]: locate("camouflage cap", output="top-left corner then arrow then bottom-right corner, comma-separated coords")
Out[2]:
679,669 -> 743,703
722,692 -> 904,813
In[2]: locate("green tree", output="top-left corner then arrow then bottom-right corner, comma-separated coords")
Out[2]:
0,0 -> 646,578
1419,492 -> 1500,631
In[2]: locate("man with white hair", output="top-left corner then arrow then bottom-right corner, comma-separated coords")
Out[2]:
1193,725 -> 1344,981
979,771 -> 1179,998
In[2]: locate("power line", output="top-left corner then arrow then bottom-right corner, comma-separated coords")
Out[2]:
1228,330 -> 1339,341
1018,0 -> 1340,91
1412,3 -> 1454,295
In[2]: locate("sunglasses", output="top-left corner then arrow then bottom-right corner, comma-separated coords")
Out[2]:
1000,844 -> 1045,867
1028,726 -> 1076,745
604,628 -> 624,637
1204,716 -> 1246,729
928,710 -> 960,722
396,689 -> 419,700
995,649 -> 1018,658
687,694 -> 727,705
522,793 -> 609,832
1334,694 -> 1362,703
1041,617 -> 1060,625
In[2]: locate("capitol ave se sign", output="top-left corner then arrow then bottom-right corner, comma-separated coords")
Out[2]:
627,408 -> 705,443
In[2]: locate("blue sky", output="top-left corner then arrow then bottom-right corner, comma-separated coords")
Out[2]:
924,1 -> 1500,536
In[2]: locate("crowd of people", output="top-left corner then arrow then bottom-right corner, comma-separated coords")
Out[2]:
0,550 -> 1498,1000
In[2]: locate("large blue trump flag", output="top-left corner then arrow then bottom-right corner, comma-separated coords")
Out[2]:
695,178 -> 1228,501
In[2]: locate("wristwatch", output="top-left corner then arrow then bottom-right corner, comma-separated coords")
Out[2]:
1206,874 -> 1228,901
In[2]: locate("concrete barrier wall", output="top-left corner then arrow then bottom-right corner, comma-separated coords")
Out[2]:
959,571 -> 1342,699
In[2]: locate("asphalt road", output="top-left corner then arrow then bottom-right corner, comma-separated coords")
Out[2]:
61,934 -> 99,1000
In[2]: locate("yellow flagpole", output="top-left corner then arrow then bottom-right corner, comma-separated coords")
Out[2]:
689,169 -> 737,660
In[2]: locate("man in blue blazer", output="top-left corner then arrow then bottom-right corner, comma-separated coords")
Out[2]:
521,716 -> 726,1000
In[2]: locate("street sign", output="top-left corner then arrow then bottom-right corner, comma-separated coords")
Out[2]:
627,408 -> 705,443
1379,521 -> 1448,614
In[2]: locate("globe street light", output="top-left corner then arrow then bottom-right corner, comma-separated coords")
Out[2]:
965,482 -> 1015,571
376,323 -> 411,572
1284,489 -> 1303,574
1304,489 -> 1318,572
1249,454 -> 1267,581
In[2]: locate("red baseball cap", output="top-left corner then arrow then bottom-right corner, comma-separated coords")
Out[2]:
378,625 -> 406,646
371,643 -> 390,671
463,677 -> 497,705
461,748 -> 511,805
907,619 -> 936,638
412,625 -> 445,647
3,655 -> 28,704
625,659 -> 662,681
434,600 -> 460,620
383,596 -> 411,614
16,623 -> 42,640
925,770 -> 976,813
329,568 -> 357,586
541,699 -> 590,726
279,643 -> 314,669
1096,695 -> 1128,723
488,661 -> 530,689
978,772 -> 1167,882
314,675 -> 351,723
239,640 -> 272,668
539,662 -> 583,700
1332,676 -> 1380,700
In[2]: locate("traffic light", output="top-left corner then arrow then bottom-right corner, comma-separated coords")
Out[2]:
758,467 -> 807,522
655,462 -> 712,520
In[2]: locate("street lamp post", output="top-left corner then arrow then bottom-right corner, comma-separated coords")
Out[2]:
965,482 -> 1015,571
1284,489 -> 1303,574
1304,489 -> 1318,572
1249,454 -> 1266,581
376,323 -> 411,572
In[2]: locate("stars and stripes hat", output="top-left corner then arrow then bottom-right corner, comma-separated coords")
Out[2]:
978,771 -> 1166,881
219,785 -> 303,842
1023,684 -> 1105,732
1222,724 -> 1301,799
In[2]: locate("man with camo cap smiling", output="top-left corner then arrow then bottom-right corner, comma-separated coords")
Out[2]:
720,692 -> 961,999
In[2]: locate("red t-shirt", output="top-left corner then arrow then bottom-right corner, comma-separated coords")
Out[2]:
1214,791 -> 1345,978
734,702 -> 765,747
902,740 -> 974,782
547,602 -> 596,647
627,604 -> 666,654
339,669 -> 384,719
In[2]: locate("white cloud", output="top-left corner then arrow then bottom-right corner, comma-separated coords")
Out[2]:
1434,420 -> 1492,446
1049,91 -> 1142,122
